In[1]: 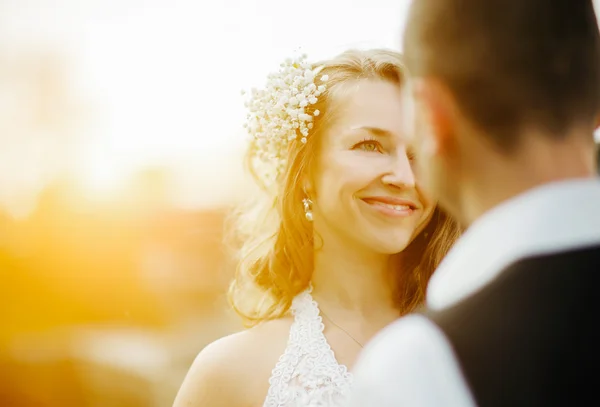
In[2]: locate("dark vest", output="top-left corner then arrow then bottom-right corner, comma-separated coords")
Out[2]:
424,244 -> 600,407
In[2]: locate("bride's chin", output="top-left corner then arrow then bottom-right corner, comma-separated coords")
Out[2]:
366,236 -> 412,255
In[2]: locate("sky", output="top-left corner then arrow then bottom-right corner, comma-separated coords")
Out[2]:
0,0 -> 412,213
0,0 -> 598,215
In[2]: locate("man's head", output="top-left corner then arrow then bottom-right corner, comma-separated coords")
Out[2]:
403,0 -> 600,226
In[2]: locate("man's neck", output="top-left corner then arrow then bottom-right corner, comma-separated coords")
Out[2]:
460,131 -> 597,227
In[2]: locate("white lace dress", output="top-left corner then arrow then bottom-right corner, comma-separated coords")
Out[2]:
263,288 -> 354,407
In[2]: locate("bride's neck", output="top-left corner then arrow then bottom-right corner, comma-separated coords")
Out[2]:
310,243 -> 396,315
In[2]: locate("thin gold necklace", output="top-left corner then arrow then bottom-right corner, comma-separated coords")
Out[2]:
319,308 -> 364,348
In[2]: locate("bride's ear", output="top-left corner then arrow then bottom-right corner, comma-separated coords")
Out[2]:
302,177 -> 314,198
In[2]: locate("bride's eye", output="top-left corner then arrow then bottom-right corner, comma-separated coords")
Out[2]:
353,138 -> 383,153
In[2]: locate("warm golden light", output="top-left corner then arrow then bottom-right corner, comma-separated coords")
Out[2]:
0,1 -> 416,406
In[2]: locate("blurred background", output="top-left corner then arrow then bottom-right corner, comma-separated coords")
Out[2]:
1,1 -> 600,406
0,0 -> 414,405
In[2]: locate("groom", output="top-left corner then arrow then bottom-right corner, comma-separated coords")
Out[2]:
348,0 -> 600,406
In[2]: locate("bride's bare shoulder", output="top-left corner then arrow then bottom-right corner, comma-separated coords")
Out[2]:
172,317 -> 292,407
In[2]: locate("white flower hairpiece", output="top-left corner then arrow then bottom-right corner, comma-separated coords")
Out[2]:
242,53 -> 329,186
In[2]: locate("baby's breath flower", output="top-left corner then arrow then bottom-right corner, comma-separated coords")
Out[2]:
242,53 -> 327,186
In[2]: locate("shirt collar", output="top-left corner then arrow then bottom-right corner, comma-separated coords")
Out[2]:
427,178 -> 600,310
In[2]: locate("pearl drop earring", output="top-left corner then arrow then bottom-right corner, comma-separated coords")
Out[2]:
302,198 -> 313,222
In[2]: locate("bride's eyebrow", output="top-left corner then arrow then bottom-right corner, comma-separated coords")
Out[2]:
348,126 -> 393,138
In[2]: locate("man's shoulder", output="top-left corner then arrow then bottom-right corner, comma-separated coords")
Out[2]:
428,243 -> 600,325
356,314 -> 466,379
422,244 -> 600,407
349,315 -> 476,407
424,244 -> 600,362
360,314 -> 445,360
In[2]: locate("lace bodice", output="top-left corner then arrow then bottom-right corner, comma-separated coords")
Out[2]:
263,289 -> 354,407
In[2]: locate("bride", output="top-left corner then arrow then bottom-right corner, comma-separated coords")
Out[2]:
173,49 -> 460,407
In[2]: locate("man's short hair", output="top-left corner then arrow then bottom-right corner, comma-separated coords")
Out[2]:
404,0 -> 600,150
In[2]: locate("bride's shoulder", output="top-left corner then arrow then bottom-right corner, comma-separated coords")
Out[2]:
172,317 -> 293,407
199,317 -> 293,366
204,316 -> 293,361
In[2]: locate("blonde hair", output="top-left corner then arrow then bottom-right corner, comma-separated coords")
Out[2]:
227,49 -> 461,327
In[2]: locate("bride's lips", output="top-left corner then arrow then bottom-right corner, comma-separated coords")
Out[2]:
360,196 -> 419,218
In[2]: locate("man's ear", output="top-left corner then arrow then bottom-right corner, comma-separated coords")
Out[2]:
411,78 -> 457,156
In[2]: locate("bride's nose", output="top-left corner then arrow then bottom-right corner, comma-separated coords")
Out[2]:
380,151 -> 416,189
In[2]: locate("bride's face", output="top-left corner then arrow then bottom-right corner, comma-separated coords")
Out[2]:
309,79 -> 434,254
